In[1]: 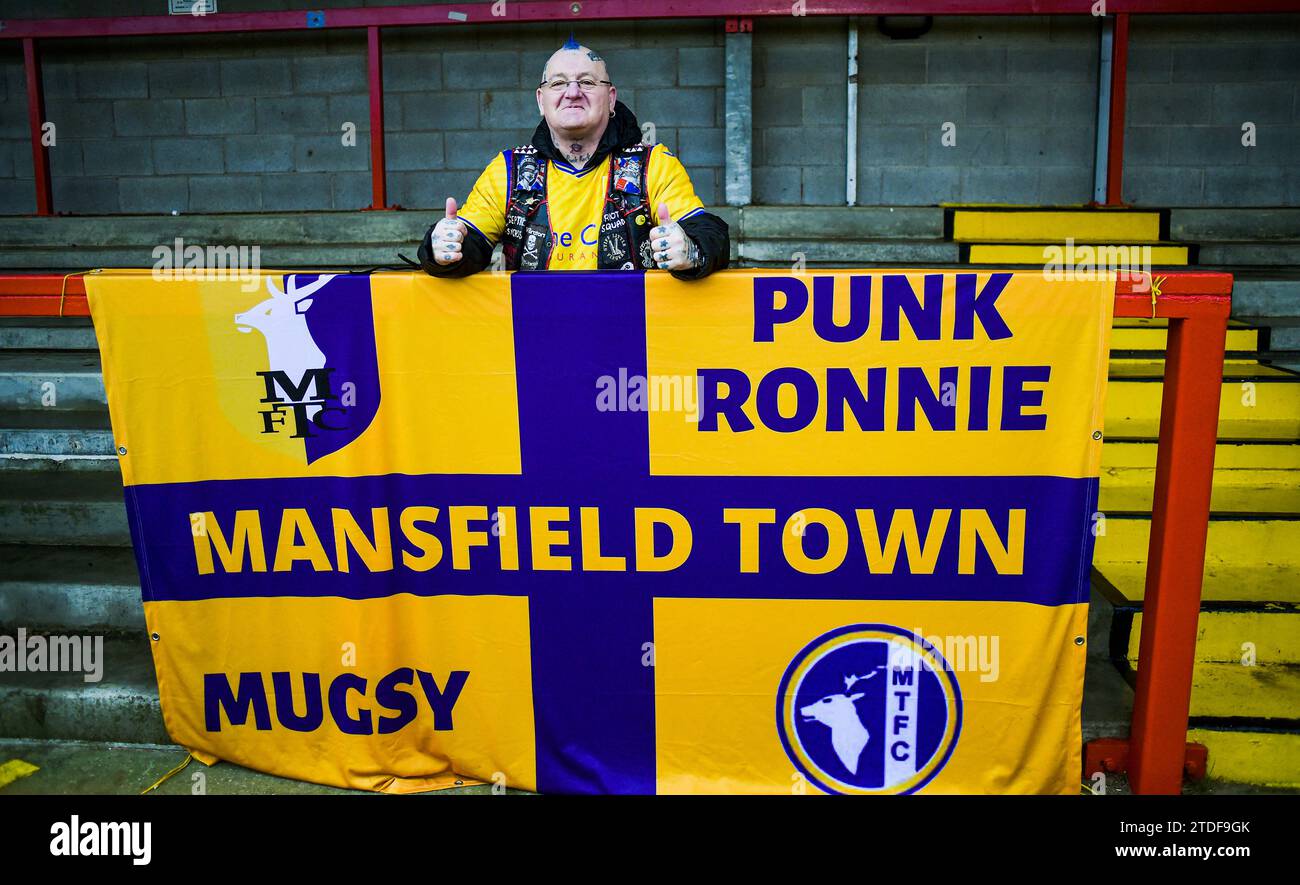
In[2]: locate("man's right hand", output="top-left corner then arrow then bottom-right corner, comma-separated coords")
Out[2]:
431,197 -> 468,265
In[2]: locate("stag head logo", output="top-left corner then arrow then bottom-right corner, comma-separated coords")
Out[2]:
233,273 -> 381,464
798,669 -> 881,775
778,624 -> 963,795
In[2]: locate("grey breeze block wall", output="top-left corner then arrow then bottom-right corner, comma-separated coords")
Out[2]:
0,4 -> 1297,213
0,15 -> 725,215
1124,14 -> 1300,207
756,15 -> 1101,206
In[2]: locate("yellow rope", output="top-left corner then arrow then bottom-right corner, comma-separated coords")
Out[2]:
140,752 -> 194,795
1148,273 -> 1166,319
57,269 -> 100,318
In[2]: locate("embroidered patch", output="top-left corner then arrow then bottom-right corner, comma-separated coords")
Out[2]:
613,156 -> 642,195
515,155 -> 543,192
601,234 -> 628,263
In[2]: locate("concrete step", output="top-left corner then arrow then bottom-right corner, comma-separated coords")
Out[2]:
0,469 -> 129,547
1097,561 -> 1300,606
0,453 -> 120,477
0,546 -> 143,634
1259,319 -> 1300,374
737,239 -> 960,265
1125,604 -> 1300,664
0,318 -> 98,351
0,246 -> 424,270
1187,663 -> 1299,719
0,208 -> 943,247
1082,586 -> 1134,744
1105,375 -> 1300,441
737,206 -> 944,240
1093,564 -> 1300,785
0,351 -> 106,412
1098,440 -> 1300,514
0,211 -> 435,249
0,633 -> 167,745
1270,326 -> 1300,350
1131,605 -> 1300,666
1186,723 -> 1300,788
1094,516 -> 1300,604
1111,605 -> 1300,718
1230,277 -> 1300,322
1170,208 -> 1300,242
0,410 -> 114,456
0,207 -> 956,270
0,738 -> 440,795
1197,243 -> 1300,266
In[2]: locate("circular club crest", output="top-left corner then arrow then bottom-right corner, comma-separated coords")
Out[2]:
777,624 -> 962,795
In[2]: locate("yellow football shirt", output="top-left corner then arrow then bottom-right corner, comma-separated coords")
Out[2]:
457,143 -> 707,270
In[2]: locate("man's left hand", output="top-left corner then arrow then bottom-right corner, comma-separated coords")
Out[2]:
650,202 -> 702,272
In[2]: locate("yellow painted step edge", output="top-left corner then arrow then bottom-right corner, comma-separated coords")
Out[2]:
1105,380 -> 1300,441
1184,664 -> 1300,719
1098,478 -> 1300,515
1093,562 -> 1300,605
1127,611 -> 1300,663
1101,442 -> 1300,471
969,244 -> 1188,265
1097,518 -> 1300,567
953,210 -> 1162,243
1187,728 -> 1300,788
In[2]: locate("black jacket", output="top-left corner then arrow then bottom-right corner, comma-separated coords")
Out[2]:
418,100 -> 730,281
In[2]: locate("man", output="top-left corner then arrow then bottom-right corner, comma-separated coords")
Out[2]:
418,39 -> 730,280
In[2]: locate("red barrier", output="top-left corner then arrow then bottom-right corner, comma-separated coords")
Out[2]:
1104,13 -> 1130,207
0,269 -> 1232,794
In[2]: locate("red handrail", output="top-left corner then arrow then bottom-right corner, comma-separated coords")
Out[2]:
1114,272 -> 1230,794
0,269 -> 1232,794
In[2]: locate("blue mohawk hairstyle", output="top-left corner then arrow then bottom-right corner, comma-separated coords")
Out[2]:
561,33 -> 581,50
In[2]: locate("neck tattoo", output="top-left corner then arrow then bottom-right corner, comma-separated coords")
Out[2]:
567,143 -> 593,165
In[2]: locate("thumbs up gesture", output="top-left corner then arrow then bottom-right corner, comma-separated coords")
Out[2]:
648,202 -> 701,272
431,197 -> 468,266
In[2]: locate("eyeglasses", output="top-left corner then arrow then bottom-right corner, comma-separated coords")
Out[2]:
540,77 -> 612,93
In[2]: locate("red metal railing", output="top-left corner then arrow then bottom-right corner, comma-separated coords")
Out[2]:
1104,13 -> 1130,207
1111,271 -> 1231,793
0,269 -> 1232,795
2,2 -> 1294,215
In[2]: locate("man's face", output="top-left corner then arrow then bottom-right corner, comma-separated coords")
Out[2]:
536,47 -> 615,138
